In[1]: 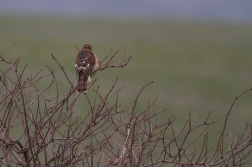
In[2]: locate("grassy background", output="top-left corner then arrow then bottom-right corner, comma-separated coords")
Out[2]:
1,13 -> 252,143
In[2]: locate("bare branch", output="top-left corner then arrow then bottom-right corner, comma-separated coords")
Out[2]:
0,48 -> 251,167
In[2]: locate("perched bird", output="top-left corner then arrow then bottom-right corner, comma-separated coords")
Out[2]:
75,44 -> 98,93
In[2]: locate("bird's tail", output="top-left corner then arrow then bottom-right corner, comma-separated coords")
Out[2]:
77,71 -> 88,93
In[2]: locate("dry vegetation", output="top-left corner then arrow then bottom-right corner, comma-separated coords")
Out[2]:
0,49 -> 252,167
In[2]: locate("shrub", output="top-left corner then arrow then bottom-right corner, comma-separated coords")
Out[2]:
0,48 -> 251,167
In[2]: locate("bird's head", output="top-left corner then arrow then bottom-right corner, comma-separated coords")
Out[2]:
83,44 -> 92,50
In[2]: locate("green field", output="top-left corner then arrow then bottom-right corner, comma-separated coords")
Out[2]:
1,13 -> 252,135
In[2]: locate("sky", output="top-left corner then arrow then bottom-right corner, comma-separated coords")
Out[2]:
1,0 -> 252,22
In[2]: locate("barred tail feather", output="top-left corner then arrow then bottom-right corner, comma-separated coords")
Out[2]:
77,71 -> 88,93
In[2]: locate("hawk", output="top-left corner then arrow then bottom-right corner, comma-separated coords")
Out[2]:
75,44 -> 98,93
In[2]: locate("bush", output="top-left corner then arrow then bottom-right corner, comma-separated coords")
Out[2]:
0,49 -> 252,167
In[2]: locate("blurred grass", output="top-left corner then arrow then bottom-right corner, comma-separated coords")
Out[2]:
1,13 -> 252,135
